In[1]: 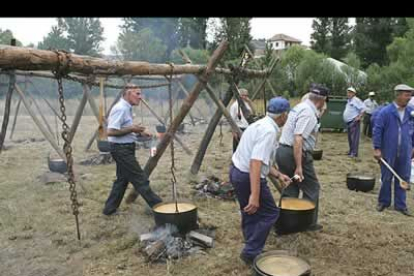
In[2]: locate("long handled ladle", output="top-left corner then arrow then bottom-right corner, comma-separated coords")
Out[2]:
380,158 -> 409,190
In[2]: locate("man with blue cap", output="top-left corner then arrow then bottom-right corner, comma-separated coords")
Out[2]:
373,84 -> 414,216
230,96 -> 292,265
277,83 -> 329,232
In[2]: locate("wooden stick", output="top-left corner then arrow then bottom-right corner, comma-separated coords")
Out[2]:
0,45 -> 267,77
177,81 -> 207,122
67,84 -> 89,144
14,84 -> 65,159
125,41 -> 229,203
244,45 -> 278,96
141,99 -> 192,155
0,73 -> 15,153
25,87 -> 56,139
9,97 -> 21,140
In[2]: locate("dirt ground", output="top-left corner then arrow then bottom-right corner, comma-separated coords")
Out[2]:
1,113 -> 414,276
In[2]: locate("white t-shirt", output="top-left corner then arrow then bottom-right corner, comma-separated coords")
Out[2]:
107,98 -> 136,143
232,116 -> 280,178
229,100 -> 253,129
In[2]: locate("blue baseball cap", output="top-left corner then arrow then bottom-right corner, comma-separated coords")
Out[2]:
267,96 -> 290,114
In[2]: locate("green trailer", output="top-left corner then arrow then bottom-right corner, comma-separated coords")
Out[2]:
320,96 -> 347,131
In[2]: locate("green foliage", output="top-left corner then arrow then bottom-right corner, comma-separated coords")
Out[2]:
0,29 -> 22,46
341,52 -> 364,90
170,46 -> 210,64
214,18 -> 252,61
112,28 -> 167,63
310,18 -> 351,60
38,18 -> 104,56
38,25 -> 70,51
178,18 -> 208,49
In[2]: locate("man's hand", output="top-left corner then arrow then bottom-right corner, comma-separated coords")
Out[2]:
130,124 -> 146,134
278,173 -> 292,188
294,167 -> 304,182
141,130 -> 152,137
232,131 -> 241,141
374,149 -> 382,161
243,194 -> 259,215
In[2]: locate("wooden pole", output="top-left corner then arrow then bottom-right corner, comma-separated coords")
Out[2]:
177,81 -> 207,122
0,73 -> 15,153
141,99 -> 192,155
14,84 -> 65,159
67,84 -> 89,144
190,85 -> 234,174
9,97 -> 21,140
125,40 -> 229,203
0,45 -> 267,77
203,84 -> 242,136
244,45 -> 278,96
25,88 -> 56,139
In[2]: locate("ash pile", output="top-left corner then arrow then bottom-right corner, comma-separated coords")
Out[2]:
192,176 -> 236,200
80,152 -> 114,166
140,224 -> 215,263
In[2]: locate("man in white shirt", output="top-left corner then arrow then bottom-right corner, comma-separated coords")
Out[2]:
229,88 -> 255,152
343,87 -> 366,157
363,91 -> 379,138
103,84 -> 162,216
277,84 -> 329,232
230,96 -> 292,265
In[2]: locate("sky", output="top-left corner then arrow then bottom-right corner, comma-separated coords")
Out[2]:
0,18 -> 354,55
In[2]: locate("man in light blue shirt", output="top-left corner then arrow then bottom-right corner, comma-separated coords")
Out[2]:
103,84 -> 162,216
343,87 -> 365,157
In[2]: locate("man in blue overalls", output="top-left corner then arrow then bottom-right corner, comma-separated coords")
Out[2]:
230,97 -> 292,265
373,84 -> 414,216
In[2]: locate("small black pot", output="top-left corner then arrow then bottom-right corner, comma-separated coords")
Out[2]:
48,156 -> 67,174
312,149 -> 323,160
275,197 -> 316,235
97,140 -> 110,153
153,202 -> 198,234
155,125 -> 166,133
346,174 -> 375,192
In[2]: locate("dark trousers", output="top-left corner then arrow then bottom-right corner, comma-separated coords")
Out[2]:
347,119 -> 361,157
232,128 -> 246,153
363,113 -> 372,138
103,143 -> 162,215
276,145 -> 320,226
229,164 -> 279,260
379,157 -> 408,211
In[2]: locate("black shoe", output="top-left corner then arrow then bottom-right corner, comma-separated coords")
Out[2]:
376,204 -> 386,212
396,209 -> 412,217
307,224 -> 323,232
239,253 -> 254,266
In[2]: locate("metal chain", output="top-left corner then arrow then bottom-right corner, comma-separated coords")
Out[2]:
53,50 -> 81,241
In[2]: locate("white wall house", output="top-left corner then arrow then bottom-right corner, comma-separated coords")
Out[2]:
269,34 -> 302,50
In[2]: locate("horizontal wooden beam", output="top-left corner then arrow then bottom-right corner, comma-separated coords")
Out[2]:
0,45 -> 268,78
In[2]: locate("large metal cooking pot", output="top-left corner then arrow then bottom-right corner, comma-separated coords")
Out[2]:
253,250 -> 311,276
97,140 -> 110,153
275,194 -> 316,235
47,154 -> 67,174
346,173 -> 375,192
312,149 -> 323,160
152,202 -> 198,233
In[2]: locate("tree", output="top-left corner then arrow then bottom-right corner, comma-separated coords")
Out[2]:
281,45 -> 307,93
341,52 -> 365,90
37,25 -> 69,51
58,18 -> 104,56
178,18 -> 208,49
310,18 -> 331,55
392,17 -> 409,38
214,18 -> 252,61
354,18 -> 394,68
122,18 -> 180,59
330,18 -> 352,60
111,28 -> 167,63
0,29 -> 22,46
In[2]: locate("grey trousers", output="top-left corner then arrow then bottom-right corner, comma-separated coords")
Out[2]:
276,144 -> 320,226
